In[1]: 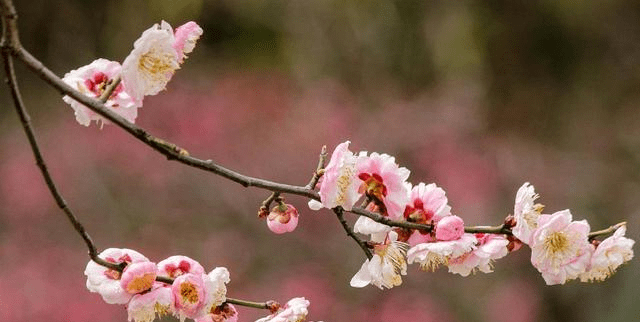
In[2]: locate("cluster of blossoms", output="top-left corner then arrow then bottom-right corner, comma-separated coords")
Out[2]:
62,21 -> 203,127
85,249 -> 234,322
513,183 -> 635,285
85,249 -> 315,322
309,141 -> 635,288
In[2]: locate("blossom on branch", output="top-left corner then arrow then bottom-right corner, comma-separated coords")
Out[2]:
350,231 -> 409,289
196,303 -> 238,322
356,152 -> 410,220
84,248 -> 150,304
512,182 -> 544,245
122,21 -> 203,103
62,58 -> 139,127
400,182 -> 451,245
157,255 -> 206,278
127,283 -> 174,322
447,234 -> 509,276
267,203 -> 299,234
255,297 -> 310,322
530,209 -> 592,285
407,234 -> 477,272
120,261 -> 158,294
580,225 -> 634,282
173,21 -> 204,63
308,141 -> 362,211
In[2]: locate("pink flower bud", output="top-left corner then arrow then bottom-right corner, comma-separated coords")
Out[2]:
435,215 -> 465,241
120,261 -> 157,294
267,204 -> 299,234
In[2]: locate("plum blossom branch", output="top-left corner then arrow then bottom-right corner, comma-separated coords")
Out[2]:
225,298 -> 278,311
305,145 -> 328,190
1,46 -> 122,272
334,207 -> 373,259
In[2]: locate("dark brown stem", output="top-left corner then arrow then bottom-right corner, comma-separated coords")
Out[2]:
1,47 -> 121,271
334,207 -> 372,259
225,298 -> 276,310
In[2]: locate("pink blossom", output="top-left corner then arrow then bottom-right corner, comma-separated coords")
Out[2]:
157,255 -> 205,278
447,234 -> 509,276
580,225 -> 634,282
120,261 -> 157,294
173,21 -> 203,62
435,215 -> 464,241
255,297 -> 310,322
267,204 -> 299,234
512,182 -> 544,245
84,248 -> 149,304
407,234 -> 477,272
127,283 -> 175,322
195,303 -> 238,322
350,231 -> 409,289
356,152 -> 410,220
530,210 -> 592,285
309,141 -> 362,211
122,21 -> 180,103
172,273 -> 209,321
400,182 -> 451,245
62,58 -> 139,127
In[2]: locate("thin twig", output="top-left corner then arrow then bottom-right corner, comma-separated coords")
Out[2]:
0,48 -> 121,271
588,221 -> 626,239
225,298 -> 276,310
305,145 -> 327,190
334,207 -> 372,259
98,74 -> 121,103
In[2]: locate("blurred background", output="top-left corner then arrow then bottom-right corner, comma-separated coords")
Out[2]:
1,0 -> 639,321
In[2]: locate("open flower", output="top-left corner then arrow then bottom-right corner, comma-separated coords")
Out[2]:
127,283 -> 175,322
580,225 -> 634,282
309,141 -> 362,211
350,231 -> 409,289
407,234 -> 477,272
401,182 -> 451,245
447,234 -> 509,276
255,297 -> 310,322
356,152 -> 410,220
84,248 -> 150,304
122,21 -> 180,103
512,182 -> 544,245
62,58 -> 139,127
120,261 -> 157,294
530,209 -> 592,285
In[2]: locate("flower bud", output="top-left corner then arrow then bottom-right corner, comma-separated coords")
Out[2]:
267,204 -> 299,234
435,215 -> 464,241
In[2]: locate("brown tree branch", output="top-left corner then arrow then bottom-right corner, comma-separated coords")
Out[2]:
334,207 -> 372,259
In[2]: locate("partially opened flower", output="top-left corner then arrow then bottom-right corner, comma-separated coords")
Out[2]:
512,182 -> 544,245
122,21 -> 180,103
350,231 -> 409,289
195,303 -> 238,322
84,248 -> 150,304
401,182 -> 451,245
157,255 -> 205,278
580,225 -> 634,282
309,141 -> 362,211
127,283 -> 175,322
255,297 -> 310,322
530,209 -> 592,285
447,234 -> 509,276
206,267 -> 230,310
173,21 -> 203,63
62,58 -> 139,127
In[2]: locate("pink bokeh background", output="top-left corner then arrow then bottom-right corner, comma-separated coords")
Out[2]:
1,1 -> 639,321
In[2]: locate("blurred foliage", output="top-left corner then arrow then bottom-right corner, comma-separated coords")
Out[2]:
1,0 -> 640,321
